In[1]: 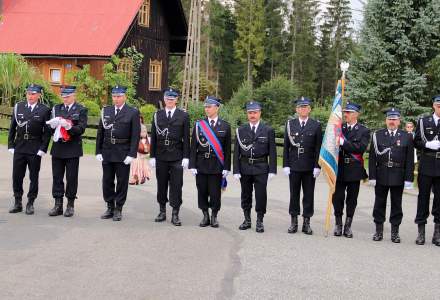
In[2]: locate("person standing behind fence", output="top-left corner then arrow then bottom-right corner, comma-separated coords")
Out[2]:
129,116 -> 151,185
7,84 -> 51,215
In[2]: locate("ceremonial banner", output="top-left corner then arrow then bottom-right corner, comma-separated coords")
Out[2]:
319,62 -> 348,235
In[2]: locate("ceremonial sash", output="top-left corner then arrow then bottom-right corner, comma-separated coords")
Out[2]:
197,120 -> 227,189
197,120 -> 225,165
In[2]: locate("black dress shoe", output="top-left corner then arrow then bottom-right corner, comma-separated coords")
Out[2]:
171,209 -> 181,226
239,209 -> 251,230
433,224 -> 440,246
64,199 -> 75,217
373,223 -> 383,241
343,217 -> 353,238
415,224 -> 425,245
199,210 -> 210,227
25,200 -> 35,215
288,215 -> 298,234
391,225 -> 401,243
112,208 -> 122,221
48,198 -> 63,216
9,198 -> 23,213
101,207 -> 114,219
302,217 -> 313,235
211,211 -> 219,228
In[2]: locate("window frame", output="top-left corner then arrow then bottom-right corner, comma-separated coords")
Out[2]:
149,59 -> 162,91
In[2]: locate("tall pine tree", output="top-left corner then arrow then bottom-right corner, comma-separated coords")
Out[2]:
348,0 -> 440,126
234,0 -> 266,87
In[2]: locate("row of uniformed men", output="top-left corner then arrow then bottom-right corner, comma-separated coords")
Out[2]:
7,84 -> 440,246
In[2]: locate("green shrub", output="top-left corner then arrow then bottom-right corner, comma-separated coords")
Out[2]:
186,101 -> 206,125
140,104 -> 157,125
83,100 -> 101,116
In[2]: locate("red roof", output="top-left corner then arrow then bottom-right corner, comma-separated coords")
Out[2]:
0,0 -> 143,56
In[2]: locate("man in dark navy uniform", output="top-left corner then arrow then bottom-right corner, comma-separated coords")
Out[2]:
414,95 -> 440,246
8,84 -> 51,215
46,86 -> 88,217
233,101 -> 277,233
149,88 -> 190,226
369,108 -> 414,243
189,96 -> 231,227
96,86 -> 140,221
283,97 -> 322,235
332,102 -> 370,238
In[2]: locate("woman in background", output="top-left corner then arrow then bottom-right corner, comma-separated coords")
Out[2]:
129,116 -> 151,185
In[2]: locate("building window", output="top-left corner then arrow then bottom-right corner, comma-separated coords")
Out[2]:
138,0 -> 150,27
49,68 -> 62,84
117,58 -> 134,80
149,59 -> 162,91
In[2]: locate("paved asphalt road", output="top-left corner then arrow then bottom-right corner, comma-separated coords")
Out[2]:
0,146 -> 439,299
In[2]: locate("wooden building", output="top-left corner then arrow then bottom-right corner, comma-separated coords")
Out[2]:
0,0 -> 187,106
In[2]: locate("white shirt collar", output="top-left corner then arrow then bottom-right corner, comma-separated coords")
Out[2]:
27,102 -> 37,111
208,116 -> 218,126
115,103 -> 125,113
388,129 -> 398,135
433,113 -> 440,125
299,117 -> 308,125
165,106 -> 177,118
64,102 -> 74,110
249,121 -> 260,131
347,122 -> 357,130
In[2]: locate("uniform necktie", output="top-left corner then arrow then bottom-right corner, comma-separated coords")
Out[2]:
252,125 -> 256,134
116,108 -> 120,116
65,105 -> 69,112
27,104 -> 33,113
301,121 -> 305,129
167,111 -> 171,121
210,119 -> 215,128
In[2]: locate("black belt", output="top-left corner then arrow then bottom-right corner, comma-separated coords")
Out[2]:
241,157 -> 267,164
343,157 -> 359,164
198,152 -> 215,159
105,138 -> 129,145
379,161 -> 403,168
17,134 -> 41,140
423,151 -> 440,159
158,139 -> 178,146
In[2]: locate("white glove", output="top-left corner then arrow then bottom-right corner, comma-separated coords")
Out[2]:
8,148 -> 14,154
268,173 -> 276,181
149,158 -> 156,168
339,136 -> 345,146
233,174 -> 241,180
283,167 -> 290,176
96,154 -> 104,162
404,181 -> 413,189
181,158 -> 189,169
369,179 -> 376,187
59,118 -> 72,130
36,150 -> 45,157
222,170 -> 229,178
46,117 -> 60,129
425,140 -> 440,150
123,156 -> 134,165
190,168 -> 198,176
313,168 -> 321,178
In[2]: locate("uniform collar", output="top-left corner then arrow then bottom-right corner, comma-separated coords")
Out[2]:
165,106 -> 177,117
27,102 -> 37,111
347,122 -> 357,130
388,128 -> 398,136
249,121 -> 260,131
208,116 -> 218,126
433,113 -> 440,125
115,103 -> 125,113
299,117 -> 308,125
